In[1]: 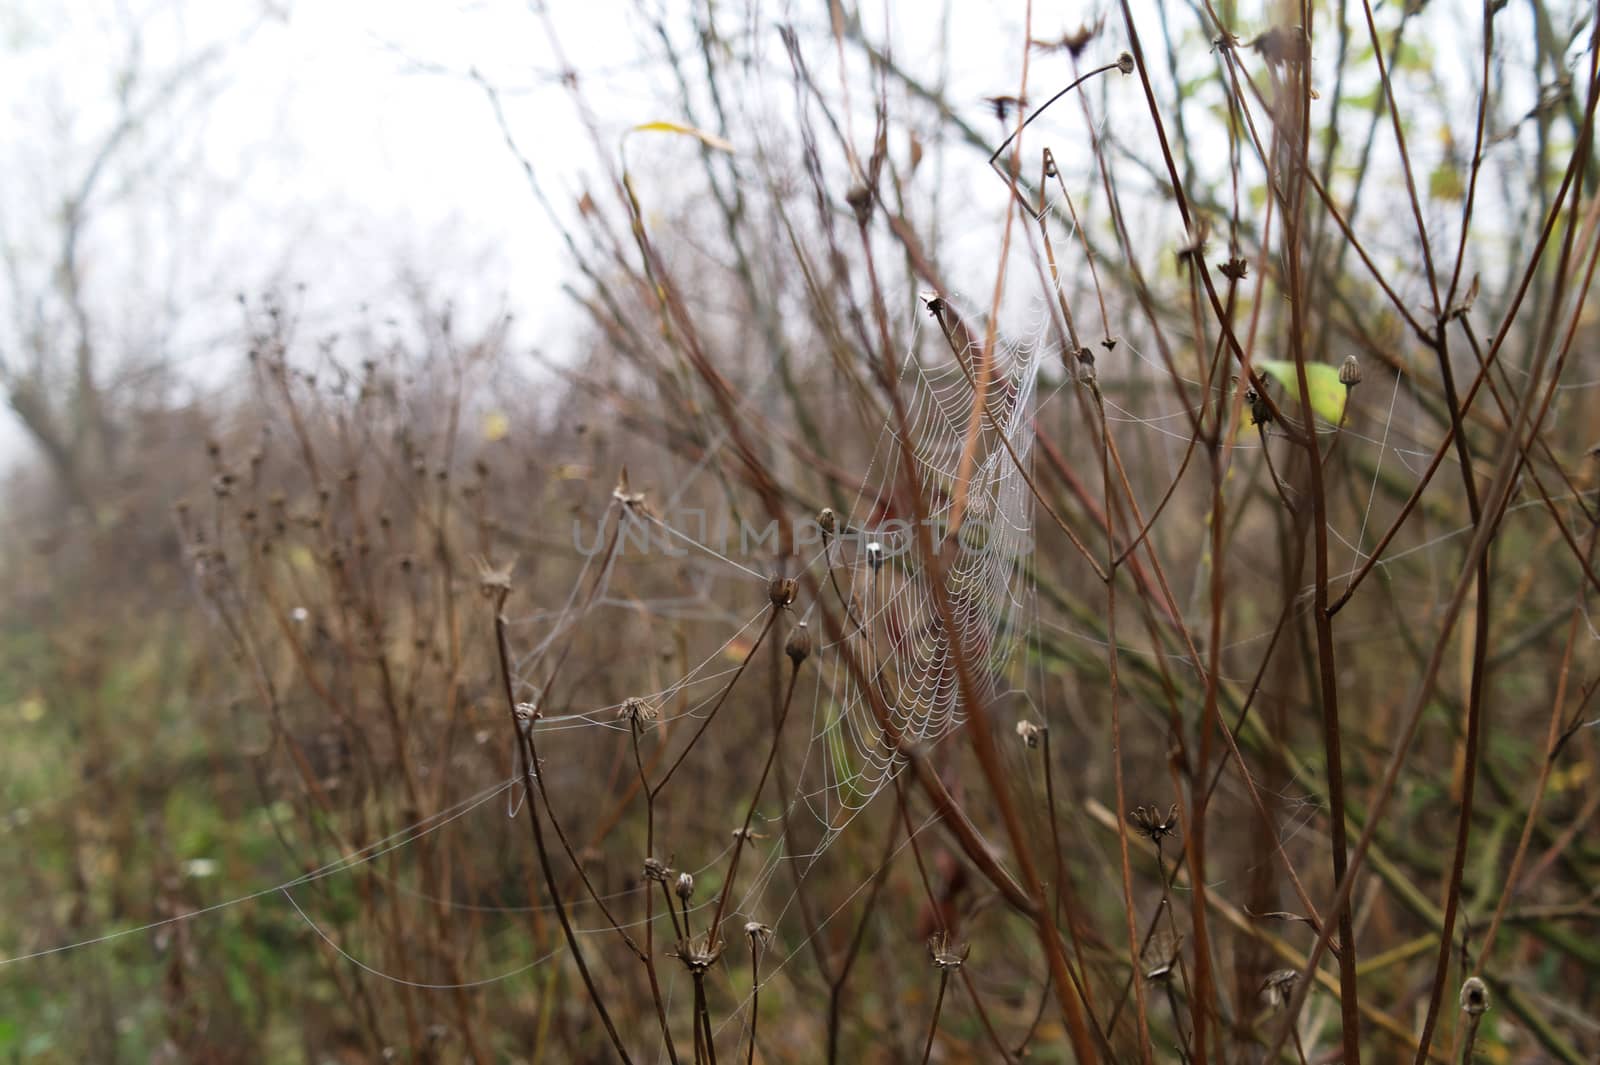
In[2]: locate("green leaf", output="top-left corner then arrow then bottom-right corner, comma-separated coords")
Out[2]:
1256,360 -> 1348,424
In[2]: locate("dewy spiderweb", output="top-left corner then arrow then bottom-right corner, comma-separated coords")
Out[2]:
812,304 -> 1044,823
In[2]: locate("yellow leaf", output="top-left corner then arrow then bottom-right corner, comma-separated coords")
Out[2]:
629,120 -> 735,154
483,410 -> 510,442
1253,359 -> 1348,424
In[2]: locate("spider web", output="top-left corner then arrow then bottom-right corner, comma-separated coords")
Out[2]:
804,305 -> 1044,823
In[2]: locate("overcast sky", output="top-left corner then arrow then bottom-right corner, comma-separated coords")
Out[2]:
0,0 -> 1552,469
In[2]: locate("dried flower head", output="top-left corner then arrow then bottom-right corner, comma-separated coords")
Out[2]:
643,858 -> 672,884
845,184 -> 874,226
818,506 -> 838,535
1129,803 -> 1181,844
984,94 -> 1027,122
1261,968 -> 1299,1007
1247,383 -> 1274,427
1339,354 -> 1362,388
745,921 -> 773,946
668,931 -> 724,973
675,871 -> 695,902
866,541 -> 885,572
786,622 -> 812,666
1031,20 -> 1101,58
1116,51 -> 1136,75
769,575 -> 797,609
474,554 -> 516,601
926,931 -> 971,972
618,697 -> 657,725
1218,257 -> 1249,280
1460,976 -> 1489,1016
1015,720 -> 1044,748
514,702 -> 540,735
1251,25 -> 1310,66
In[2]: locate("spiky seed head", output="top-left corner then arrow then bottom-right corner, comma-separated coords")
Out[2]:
1339,354 -> 1362,388
675,871 -> 695,902
474,554 -> 516,601
786,622 -> 812,666
1129,803 -> 1181,844
927,931 -> 971,972
1116,51 -> 1135,74
1460,976 -> 1489,1016
1015,720 -> 1044,748
618,697 -> 657,725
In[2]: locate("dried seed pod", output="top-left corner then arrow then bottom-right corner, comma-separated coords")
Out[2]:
866,541 -> 885,572
785,622 -> 812,666
1116,51 -> 1135,75
1128,803 -> 1181,844
1015,720 -> 1044,748
818,507 -> 837,535
675,872 -> 695,902
769,575 -> 797,608
1339,354 -> 1362,388
1460,976 -> 1489,1016
643,858 -> 671,884
845,184 -> 873,226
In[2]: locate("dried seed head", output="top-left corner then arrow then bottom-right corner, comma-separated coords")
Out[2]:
927,931 -> 971,972
786,622 -> 812,666
1261,968 -> 1298,1007
845,184 -> 873,226
1015,720 -> 1044,748
1460,976 -> 1489,1016
985,94 -> 1027,122
866,541 -> 885,572
474,555 -> 516,601
1339,354 -> 1362,388
1247,384 -> 1274,427
1129,803 -> 1181,844
514,702 -> 540,734
667,931 -> 724,973
818,507 -> 838,535
745,921 -> 773,945
1218,257 -> 1249,280
618,697 -> 657,725
675,871 -> 695,902
643,858 -> 671,884
1251,25 -> 1310,66
1116,51 -> 1135,75
769,575 -> 797,608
